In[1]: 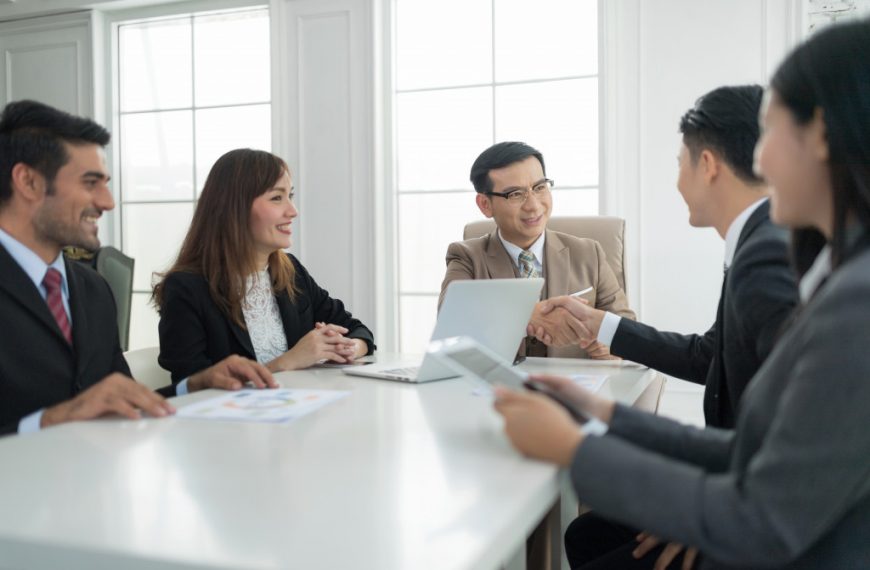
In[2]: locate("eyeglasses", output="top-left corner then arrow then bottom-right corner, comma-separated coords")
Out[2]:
485,179 -> 554,205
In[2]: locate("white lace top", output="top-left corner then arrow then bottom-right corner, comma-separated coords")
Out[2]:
242,269 -> 289,364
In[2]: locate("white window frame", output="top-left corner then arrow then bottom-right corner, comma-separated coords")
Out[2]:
379,0 -> 607,352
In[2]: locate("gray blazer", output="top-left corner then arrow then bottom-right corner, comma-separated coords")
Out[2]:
570,247 -> 870,568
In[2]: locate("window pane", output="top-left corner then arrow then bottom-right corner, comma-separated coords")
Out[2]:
495,78 -> 598,187
119,18 -> 192,112
195,105 -> 272,191
397,87 -> 492,191
494,0 -> 597,83
396,0 -> 492,90
398,192 -> 485,293
194,10 -> 270,107
399,295 -> 439,354
123,203 -> 194,291
550,188 -> 598,217
129,292 -> 160,350
121,111 -> 194,202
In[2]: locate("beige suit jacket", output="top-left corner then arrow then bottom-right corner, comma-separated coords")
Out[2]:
439,229 -> 635,358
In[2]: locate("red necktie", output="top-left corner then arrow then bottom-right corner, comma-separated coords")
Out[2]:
43,268 -> 72,345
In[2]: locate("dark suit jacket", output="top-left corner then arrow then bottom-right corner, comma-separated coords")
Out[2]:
610,201 -> 798,427
0,244 -> 130,435
158,254 -> 375,382
571,243 -> 870,568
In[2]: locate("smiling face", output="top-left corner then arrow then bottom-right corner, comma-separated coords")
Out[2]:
676,142 -> 714,228
31,143 -> 113,254
754,91 -> 832,234
248,170 -> 297,265
476,155 -> 551,249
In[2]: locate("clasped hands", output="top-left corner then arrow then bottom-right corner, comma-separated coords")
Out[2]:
526,296 -> 614,359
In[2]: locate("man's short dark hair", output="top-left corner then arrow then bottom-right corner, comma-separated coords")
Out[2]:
679,85 -> 764,184
0,100 -> 111,206
470,141 -> 546,193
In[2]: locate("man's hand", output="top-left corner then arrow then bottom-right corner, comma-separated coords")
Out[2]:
188,355 -> 277,392
41,373 -> 176,427
634,532 -> 699,570
527,296 -> 608,347
527,301 -> 586,346
493,387 -> 583,466
579,339 -> 619,360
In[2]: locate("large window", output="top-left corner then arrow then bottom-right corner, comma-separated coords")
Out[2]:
114,7 -> 270,349
393,0 -> 600,352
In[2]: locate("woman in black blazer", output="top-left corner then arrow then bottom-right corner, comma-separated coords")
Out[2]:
153,149 -> 374,385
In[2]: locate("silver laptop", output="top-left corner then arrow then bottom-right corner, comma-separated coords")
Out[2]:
343,278 -> 544,383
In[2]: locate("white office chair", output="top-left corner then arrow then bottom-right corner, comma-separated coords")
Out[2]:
124,346 -> 172,392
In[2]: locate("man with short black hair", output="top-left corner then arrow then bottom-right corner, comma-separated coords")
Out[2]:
537,85 -> 799,569
0,100 -> 275,436
440,141 -> 635,359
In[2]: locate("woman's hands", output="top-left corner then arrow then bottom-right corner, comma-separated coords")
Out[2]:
492,374 -> 617,465
269,323 -> 368,371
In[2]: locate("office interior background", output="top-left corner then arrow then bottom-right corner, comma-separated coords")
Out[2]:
1,0 -> 866,425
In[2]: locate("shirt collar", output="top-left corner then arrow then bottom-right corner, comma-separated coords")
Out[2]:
799,245 -> 832,303
724,198 -> 767,270
498,229 -> 546,269
0,226 -> 69,296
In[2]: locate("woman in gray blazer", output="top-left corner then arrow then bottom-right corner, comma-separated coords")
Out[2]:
494,20 -> 870,570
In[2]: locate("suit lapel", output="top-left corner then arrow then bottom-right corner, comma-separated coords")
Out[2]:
542,229 -> 568,299
735,200 -> 771,255
484,232 -> 521,279
65,259 -> 92,371
0,243 -> 73,351
229,319 -> 256,359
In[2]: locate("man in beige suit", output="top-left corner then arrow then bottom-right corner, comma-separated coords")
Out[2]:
440,141 -> 635,359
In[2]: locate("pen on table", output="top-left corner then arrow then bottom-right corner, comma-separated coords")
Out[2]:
570,287 -> 594,297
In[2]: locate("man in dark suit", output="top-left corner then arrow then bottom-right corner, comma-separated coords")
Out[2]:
530,86 -> 799,568
0,100 -> 275,436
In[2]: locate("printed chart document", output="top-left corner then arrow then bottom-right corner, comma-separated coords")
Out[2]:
177,388 -> 350,423
569,374 -> 607,393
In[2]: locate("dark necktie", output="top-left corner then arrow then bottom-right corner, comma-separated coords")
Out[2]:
43,268 -> 72,345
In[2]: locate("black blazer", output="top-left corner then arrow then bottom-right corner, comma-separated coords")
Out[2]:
158,254 -> 375,382
610,201 -> 798,428
0,244 -> 130,435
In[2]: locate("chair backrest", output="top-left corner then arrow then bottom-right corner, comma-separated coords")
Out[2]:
633,373 -> 666,414
124,346 -> 172,392
463,216 -> 628,293
94,246 -> 134,351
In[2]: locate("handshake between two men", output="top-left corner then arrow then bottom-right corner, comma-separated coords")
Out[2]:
527,296 -> 616,360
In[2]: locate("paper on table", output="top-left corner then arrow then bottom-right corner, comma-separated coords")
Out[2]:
472,374 -> 607,396
176,388 -> 350,423
569,374 -> 607,393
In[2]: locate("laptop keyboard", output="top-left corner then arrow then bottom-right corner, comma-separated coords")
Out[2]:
381,366 -> 419,379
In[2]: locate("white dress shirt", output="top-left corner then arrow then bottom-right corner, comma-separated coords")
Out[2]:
498,229 -> 545,276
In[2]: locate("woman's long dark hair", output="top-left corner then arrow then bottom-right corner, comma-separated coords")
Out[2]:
152,148 -> 297,327
770,19 -> 870,275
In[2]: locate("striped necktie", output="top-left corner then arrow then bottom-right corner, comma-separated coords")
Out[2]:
518,250 -> 541,278
43,268 -> 72,345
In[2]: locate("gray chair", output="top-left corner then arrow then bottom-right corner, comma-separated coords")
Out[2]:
94,246 -> 135,352
65,245 -> 135,351
462,216 -> 628,294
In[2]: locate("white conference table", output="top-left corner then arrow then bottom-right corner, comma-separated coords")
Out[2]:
0,354 -> 655,570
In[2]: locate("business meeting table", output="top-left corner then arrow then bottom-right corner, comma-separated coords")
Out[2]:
0,353 -> 657,570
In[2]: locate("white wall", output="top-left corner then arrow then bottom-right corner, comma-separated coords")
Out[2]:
0,0 -> 807,353
603,0 -> 801,334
